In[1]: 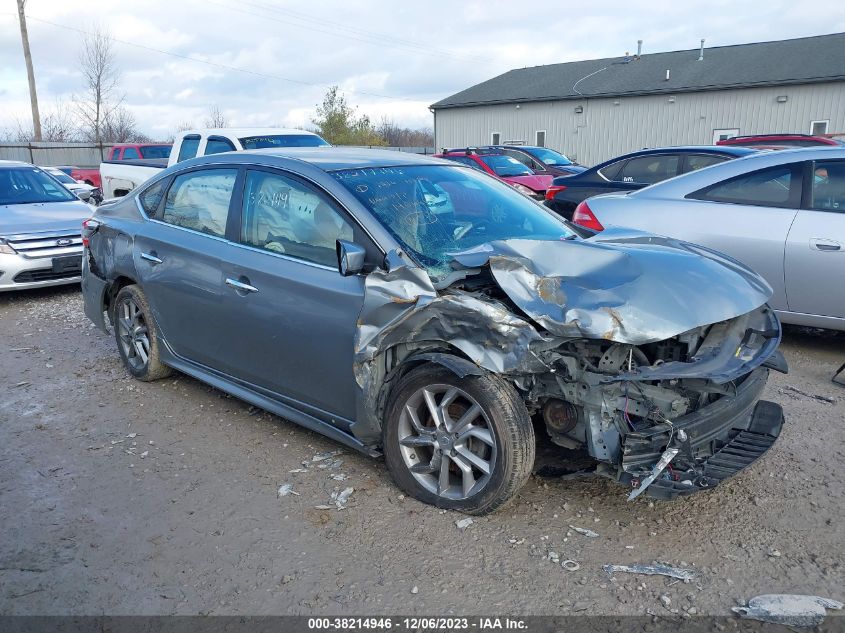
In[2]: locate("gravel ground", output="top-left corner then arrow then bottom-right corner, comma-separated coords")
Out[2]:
1,285 -> 843,617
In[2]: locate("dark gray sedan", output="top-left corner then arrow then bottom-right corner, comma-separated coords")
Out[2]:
82,149 -> 787,513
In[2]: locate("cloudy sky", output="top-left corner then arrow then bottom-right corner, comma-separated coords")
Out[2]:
2,0 -> 845,140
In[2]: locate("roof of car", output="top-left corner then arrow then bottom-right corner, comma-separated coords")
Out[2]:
432,32 -> 845,108
590,145 -> 757,167
220,147 -> 450,171
0,159 -> 34,169
183,127 -> 324,137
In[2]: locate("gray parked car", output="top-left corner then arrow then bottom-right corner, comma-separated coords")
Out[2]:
0,160 -> 91,291
82,148 -> 786,513
572,148 -> 845,331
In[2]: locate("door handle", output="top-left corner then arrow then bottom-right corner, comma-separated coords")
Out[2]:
810,238 -> 842,252
225,277 -> 259,293
140,252 -> 163,264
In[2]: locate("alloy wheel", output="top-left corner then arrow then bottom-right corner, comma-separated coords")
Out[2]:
397,384 -> 497,500
116,296 -> 151,372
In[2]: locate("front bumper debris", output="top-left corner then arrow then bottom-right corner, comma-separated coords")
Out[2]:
620,397 -> 783,500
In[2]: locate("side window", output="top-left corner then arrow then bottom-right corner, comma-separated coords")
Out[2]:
123,147 -> 140,160
176,135 -> 201,163
597,160 -> 626,181
109,148 -> 119,160
691,165 -> 801,208
811,161 -> 845,212
138,179 -> 168,217
504,150 -> 540,170
204,137 -> 236,155
685,154 -> 727,173
161,169 -> 237,236
240,170 -> 353,267
617,155 -> 680,184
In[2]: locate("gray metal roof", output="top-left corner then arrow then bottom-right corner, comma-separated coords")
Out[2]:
432,33 -> 845,109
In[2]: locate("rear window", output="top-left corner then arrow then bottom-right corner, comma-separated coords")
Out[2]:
238,135 -> 330,149
690,164 -> 801,208
138,145 -> 172,159
617,155 -> 680,184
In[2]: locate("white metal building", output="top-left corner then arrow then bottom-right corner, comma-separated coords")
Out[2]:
431,33 -> 845,165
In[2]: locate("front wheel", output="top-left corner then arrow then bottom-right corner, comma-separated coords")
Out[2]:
383,364 -> 535,514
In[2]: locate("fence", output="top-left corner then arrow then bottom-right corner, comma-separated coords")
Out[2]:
0,142 -> 112,167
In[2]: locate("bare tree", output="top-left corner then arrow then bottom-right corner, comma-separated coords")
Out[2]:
204,105 -> 228,128
16,0 -> 41,141
102,105 -> 148,143
10,99 -> 78,142
76,25 -> 122,144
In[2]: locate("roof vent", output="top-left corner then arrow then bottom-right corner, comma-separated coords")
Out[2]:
698,39 -> 705,61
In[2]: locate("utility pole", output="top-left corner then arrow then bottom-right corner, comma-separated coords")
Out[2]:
16,0 -> 42,141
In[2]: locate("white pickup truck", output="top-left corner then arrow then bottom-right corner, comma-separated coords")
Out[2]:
99,127 -> 329,198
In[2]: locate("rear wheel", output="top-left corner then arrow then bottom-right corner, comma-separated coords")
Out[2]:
113,285 -> 172,381
383,364 -> 535,514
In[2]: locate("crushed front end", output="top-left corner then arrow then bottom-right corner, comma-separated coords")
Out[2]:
523,303 -> 786,499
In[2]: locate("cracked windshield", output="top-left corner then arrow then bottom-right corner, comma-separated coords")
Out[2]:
332,165 -> 574,278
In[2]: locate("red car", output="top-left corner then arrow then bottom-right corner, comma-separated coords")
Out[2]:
716,133 -> 845,148
435,148 -> 553,199
71,143 -> 172,188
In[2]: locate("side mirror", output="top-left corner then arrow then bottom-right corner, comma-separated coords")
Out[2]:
76,190 -> 91,201
336,239 -> 366,276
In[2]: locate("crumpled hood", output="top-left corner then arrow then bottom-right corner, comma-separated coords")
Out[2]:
449,227 -> 773,345
503,173 -> 554,192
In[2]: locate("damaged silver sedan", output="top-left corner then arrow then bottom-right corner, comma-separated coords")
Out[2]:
81,148 -> 787,514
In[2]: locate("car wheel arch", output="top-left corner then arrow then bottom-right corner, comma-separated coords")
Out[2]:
106,275 -> 140,325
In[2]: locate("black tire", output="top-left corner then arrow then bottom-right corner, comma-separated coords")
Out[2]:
113,284 -> 172,382
383,364 -> 535,515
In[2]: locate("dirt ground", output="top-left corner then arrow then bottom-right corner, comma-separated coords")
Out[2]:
1,285 -> 843,617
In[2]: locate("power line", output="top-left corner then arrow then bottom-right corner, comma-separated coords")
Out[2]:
226,0 -> 489,65
5,13 -> 439,104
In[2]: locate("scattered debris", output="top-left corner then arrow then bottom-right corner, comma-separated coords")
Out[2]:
329,473 -> 349,481
331,487 -> 354,509
767,548 -> 782,558
569,525 -> 599,538
126,433 -> 137,439
317,458 -> 343,470
288,468 -> 308,474
312,450 -> 343,462
14,381 -> 30,388
281,575 -> 293,584
455,517 -> 474,530
140,451 -> 149,459
411,586 -> 419,595
602,563 -> 696,581
782,385 -> 836,404
733,594 -> 843,627
561,560 -> 580,572
277,483 -> 300,498
659,594 -> 672,609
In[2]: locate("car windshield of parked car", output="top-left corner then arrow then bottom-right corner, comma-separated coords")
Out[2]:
139,145 -> 172,159
479,155 -> 534,177
0,167 -> 77,205
530,148 -> 574,166
332,165 -> 574,279
239,135 -> 330,149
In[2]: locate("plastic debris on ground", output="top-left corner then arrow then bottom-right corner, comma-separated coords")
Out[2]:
329,473 -> 348,481
277,483 -> 300,498
331,487 -> 354,509
569,525 -> 599,538
602,563 -> 696,581
561,560 -> 580,571
455,517 -> 474,530
312,450 -> 343,462
317,459 -> 343,470
733,594 -> 843,627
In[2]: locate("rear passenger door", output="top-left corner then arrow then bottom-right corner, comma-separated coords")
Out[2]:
681,153 -> 730,174
784,160 -> 845,319
133,167 -> 241,369
217,167 -> 372,423
615,153 -> 681,187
